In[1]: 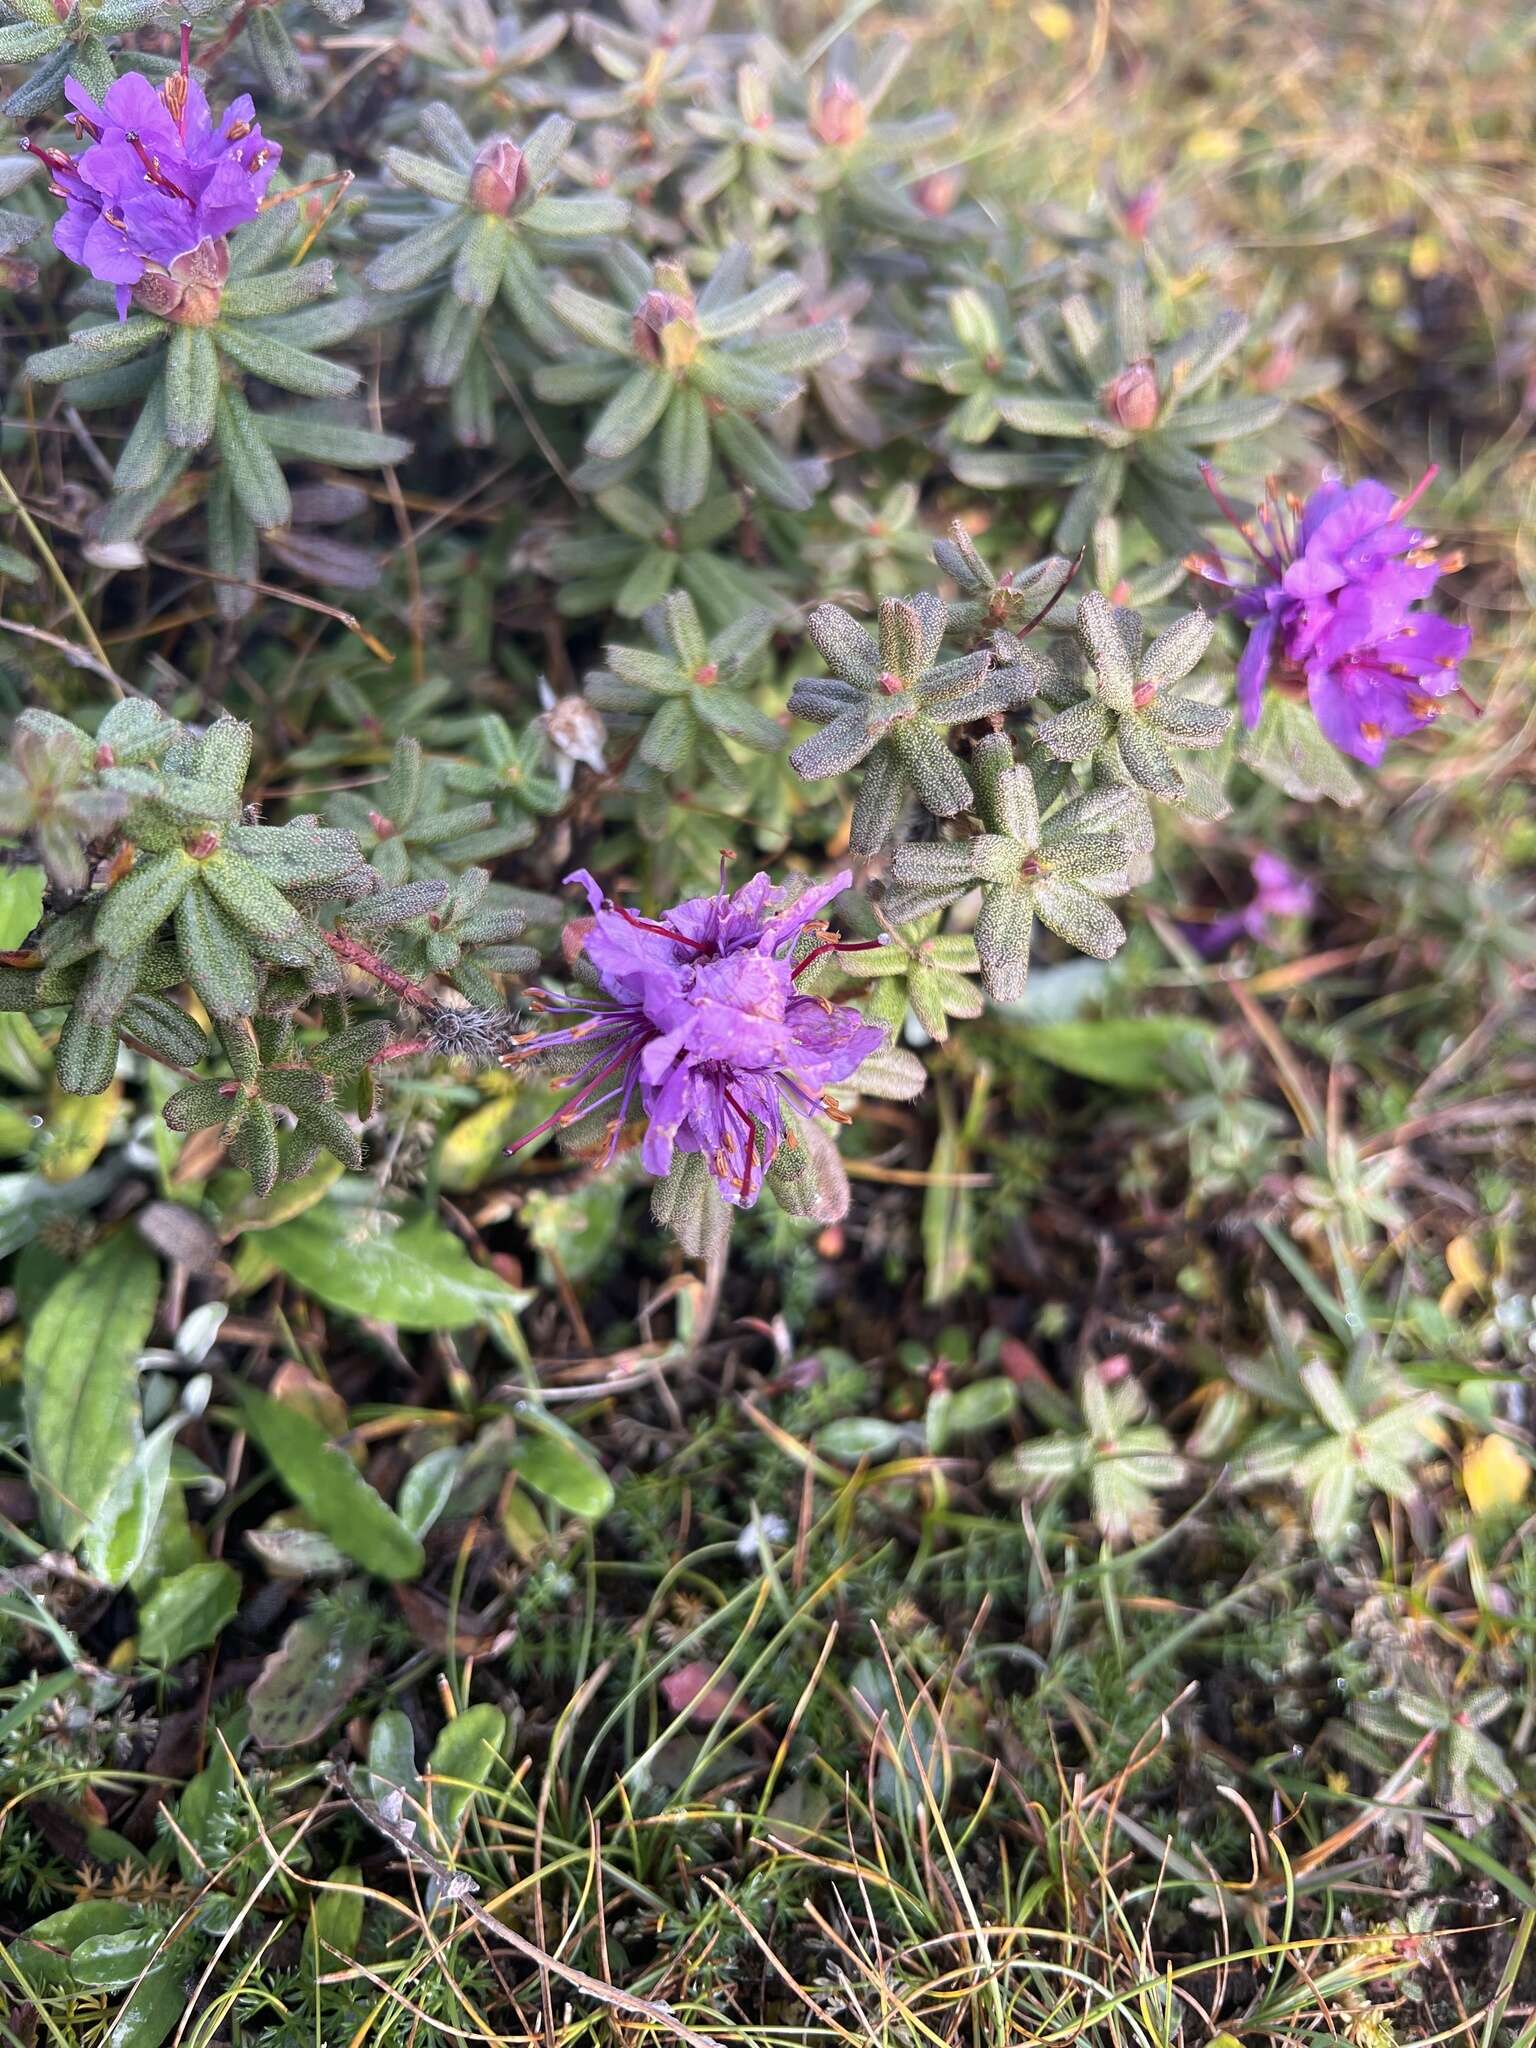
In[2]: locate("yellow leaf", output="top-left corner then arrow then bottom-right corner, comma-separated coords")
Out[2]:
37,1081 -> 123,1183
1463,1434 -> 1531,1517
1031,2 -> 1074,39
1446,1234 -> 1486,1292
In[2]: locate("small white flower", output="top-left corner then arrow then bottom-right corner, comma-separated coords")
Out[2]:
736,1511 -> 790,1561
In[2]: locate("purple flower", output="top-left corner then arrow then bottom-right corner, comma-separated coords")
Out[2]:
1191,467 -> 1471,766
24,39 -> 279,320
504,866 -> 886,1208
1183,852 -> 1314,960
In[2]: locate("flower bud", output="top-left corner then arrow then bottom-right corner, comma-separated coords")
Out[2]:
1251,343 -> 1296,394
1101,358 -> 1159,432
911,169 -> 962,217
1117,180 -> 1161,241
468,136 -> 529,215
812,78 -> 867,147
631,282 -> 697,369
133,235 -> 229,325
0,254 -> 38,291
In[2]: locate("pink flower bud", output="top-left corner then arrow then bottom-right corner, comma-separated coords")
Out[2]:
812,78 -> 867,147
1118,180 -> 1161,240
631,286 -> 696,365
0,254 -> 38,291
1101,358 -> 1159,432
911,169 -> 962,217
1251,343 -> 1296,394
468,136 -> 529,215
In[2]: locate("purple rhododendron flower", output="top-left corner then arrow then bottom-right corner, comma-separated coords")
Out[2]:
1192,466 -> 1471,767
24,38 -> 279,320
504,865 -> 886,1207
1183,852 -> 1314,960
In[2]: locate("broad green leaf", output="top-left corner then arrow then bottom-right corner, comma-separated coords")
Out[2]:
396,1445 -> 462,1538
367,1707 -> 423,1827
237,1386 -> 425,1582
262,1199 -> 532,1332
10,1902 -> 145,1990
23,1232 -> 158,1549
1018,1016 -> 1217,1091
0,865 -> 43,950
427,1702 -> 506,1839
814,1417 -> 902,1462
505,1421 -> 613,1519
83,1380 -> 209,1588
304,1863 -> 364,1975
249,1591 -> 376,1748
138,1561 -> 241,1665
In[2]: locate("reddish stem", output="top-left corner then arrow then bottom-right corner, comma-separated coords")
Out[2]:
322,927 -> 436,1010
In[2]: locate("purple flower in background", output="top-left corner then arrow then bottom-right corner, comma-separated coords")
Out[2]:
1183,853 -> 1315,960
23,36 -> 279,320
1191,466 -> 1471,766
503,865 -> 886,1207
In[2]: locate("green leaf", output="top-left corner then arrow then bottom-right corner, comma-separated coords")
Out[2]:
237,1386 -> 425,1582
26,316 -> 165,385
11,1903 -> 148,1991
83,1381 -> 206,1588
367,1707 -> 423,1819
0,865 -> 43,950
427,1701 -> 505,1839
22,1232 -> 158,1549
249,1591 -> 376,1748
198,850 -> 303,943
1236,693 -> 1363,807
506,1416 -> 613,1518
95,851 -> 195,958
138,1561 -> 241,1665
215,386 -> 292,532
176,882 -> 259,1019
815,1417 -> 902,1462
214,322 -> 359,400
164,325 -> 220,449
257,410 -> 412,468
586,365 -> 674,461
1019,1015 -> 1218,1090
304,1861 -> 364,1973
262,1199 -> 532,1332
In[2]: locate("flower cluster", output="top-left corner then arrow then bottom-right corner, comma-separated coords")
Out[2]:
24,44 -> 278,320
1194,467 -> 1471,765
504,866 -> 885,1208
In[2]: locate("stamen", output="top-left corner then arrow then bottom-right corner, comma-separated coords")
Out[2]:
1389,465 -> 1438,523
792,936 -> 887,980
611,903 -> 712,953
1017,546 -> 1086,636
1198,463 -> 1281,572
19,138 -> 77,178
722,1084 -> 756,1198
125,132 -> 193,204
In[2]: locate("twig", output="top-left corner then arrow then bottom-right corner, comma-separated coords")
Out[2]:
0,463 -> 121,693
